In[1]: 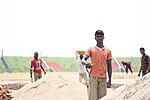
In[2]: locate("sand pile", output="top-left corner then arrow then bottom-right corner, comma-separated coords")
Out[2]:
101,73 -> 150,100
12,72 -> 88,100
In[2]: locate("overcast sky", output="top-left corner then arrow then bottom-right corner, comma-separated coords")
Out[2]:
0,0 -> 150,57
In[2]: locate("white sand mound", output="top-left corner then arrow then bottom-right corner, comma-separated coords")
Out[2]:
101,73 -> 150,100
12,72 -> 88,100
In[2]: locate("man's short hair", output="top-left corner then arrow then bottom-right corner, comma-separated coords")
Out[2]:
140,47 -> 145,51
34,52 -> 38,55
95,30 -> 104,36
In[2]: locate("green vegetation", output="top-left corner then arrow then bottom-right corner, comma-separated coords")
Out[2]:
0,59 -> 5,72
1,56 -> 32,72
0,56 -> 141,72
0,56 -> 78,72
43,57 -> 77,72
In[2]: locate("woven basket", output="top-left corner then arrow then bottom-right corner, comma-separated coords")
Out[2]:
76,51 -> 85,55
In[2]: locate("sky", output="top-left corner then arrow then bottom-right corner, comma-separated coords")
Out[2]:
0,0 -> 150,57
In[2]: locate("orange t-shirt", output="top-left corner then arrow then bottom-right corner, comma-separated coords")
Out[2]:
85,46 -> 112,78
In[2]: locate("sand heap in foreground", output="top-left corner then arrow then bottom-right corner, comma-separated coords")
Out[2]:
101,73 -> 150,100
12,72 -> 88,100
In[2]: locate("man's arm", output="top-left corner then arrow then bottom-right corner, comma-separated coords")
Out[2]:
146,56 -> 150,73
81,60 -> 86,65
83,54 -> 93,68
122,63 -> 125,69
138,66 -> 142,77
41,65 -> 46,75
30,65 -> 33,79
30,65 -> 33,78
107,59 -> 112,88
30,65 -> 34,83
146,64 -> 150,73
84,54 -> 89,61
147,64 -> 150,73
81,62 -> 86,65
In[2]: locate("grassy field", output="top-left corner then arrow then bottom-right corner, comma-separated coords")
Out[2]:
0,56 -> 141,72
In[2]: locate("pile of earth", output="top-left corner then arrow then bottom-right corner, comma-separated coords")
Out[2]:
101,73 -> 150,100
12,72 -> 88,100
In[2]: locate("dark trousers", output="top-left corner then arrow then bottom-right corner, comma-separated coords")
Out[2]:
125,66 -> 133,74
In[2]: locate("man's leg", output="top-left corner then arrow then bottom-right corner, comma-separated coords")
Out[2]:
89,77 -> 97,100
79,73 -> 82,82
82,73 -> 88,85
81,73 -> 89,99
97,78 -> 107,99
34,72 -> 38,82
129,66 -> 133,73
37,73 -> 42,79
125,67 -> 128,74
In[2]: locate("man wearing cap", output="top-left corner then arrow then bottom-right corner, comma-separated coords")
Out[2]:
30,52 -> 46,82
84,30 -> 112,100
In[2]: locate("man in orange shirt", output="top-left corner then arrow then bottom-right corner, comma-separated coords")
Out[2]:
30,52 -> 46,82
84,30 -> 112,100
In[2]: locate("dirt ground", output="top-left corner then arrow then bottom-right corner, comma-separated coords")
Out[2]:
0,72 -> 140,100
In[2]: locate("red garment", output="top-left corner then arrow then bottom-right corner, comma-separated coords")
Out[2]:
31,58 -> 42,74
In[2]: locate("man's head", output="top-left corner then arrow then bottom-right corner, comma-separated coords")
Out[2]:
95,30 -> 104,43
95,30 -> 104,36
79,55 -> 83,59
122,61 -> 125,64
140,47 -> 145,55
34,52 -> 38,59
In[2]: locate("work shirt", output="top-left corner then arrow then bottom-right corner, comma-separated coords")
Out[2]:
85,46 -> 112,78
31,58 -> 42,74
77,58 -> 86,73
141,54 -> 149,73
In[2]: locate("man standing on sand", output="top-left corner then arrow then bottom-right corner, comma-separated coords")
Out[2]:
84,30 -> 112,100
138,47 -> 150,77
77,54 -> 88,85
122,61 -> 133,74
30,52 -> 46,82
